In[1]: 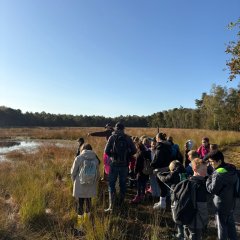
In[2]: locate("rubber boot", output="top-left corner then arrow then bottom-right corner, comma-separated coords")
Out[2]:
175,224 -> 184,239
75,214 -> 84,231
153,197 -> 166,210
104,192 -> 114,212
83,212 -> 90,222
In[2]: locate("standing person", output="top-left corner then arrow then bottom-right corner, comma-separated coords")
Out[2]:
130,142 -> 151,204
104,122 -> 137,212
206,151 -> 238,240
184,158 -> 208,240
197,137 -> 210,159
148,138 -> 160,199
167,136 -> 183,163
151,132 -> 172,210
157,160 -> 187,239
71,144 -> 100,231
88,123 -> 114,180
76,137 -> 85,157
184,139 -> 194,167
185,150 -> 200,177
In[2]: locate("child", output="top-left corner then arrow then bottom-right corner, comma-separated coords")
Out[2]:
71,143 -> 100,231
148,138 -> 161,199
157,160 -> 187,239
185,150 -> 199,177
206,151 -> 238,240
88,123 -> 114,181
184,139 -> 194,167
130,142 -> 151,204
128,155 -> 137,188
185,158 -> 208,240
197,137 -> 210,159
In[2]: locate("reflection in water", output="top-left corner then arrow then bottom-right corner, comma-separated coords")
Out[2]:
0,141 -> 40,161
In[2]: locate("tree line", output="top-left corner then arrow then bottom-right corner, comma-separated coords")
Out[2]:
1,84 -> 239,131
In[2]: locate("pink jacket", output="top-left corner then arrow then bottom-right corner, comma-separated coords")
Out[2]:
197,145 -> 210,159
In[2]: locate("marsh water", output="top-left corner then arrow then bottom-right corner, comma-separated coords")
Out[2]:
0,140 -> 75,161
0,140 -> 40,161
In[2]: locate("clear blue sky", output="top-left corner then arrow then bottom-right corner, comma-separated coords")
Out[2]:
0,0 -> 239,117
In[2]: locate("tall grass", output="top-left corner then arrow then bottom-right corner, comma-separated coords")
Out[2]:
0,127 -> 239,239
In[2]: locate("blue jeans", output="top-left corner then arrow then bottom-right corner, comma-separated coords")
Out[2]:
108,165 -> 128,197
216,212 -> 237,240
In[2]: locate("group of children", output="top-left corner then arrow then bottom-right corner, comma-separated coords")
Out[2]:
70,125 -> 239,240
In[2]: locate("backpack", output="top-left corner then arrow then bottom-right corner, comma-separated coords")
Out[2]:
172,179 -> 199,225
112,134 -> 129,165
79,159 -> 98,185
234,169 -> 240,198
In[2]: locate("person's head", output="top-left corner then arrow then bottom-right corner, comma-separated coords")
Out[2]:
140,135 -> 147,142
142,137 -> 150,148
206,150 -> 224,169
105,123 -> 112,130
132,136 -> 140,144
81,143 -> 92,151
210,144 -> 218,151
115,122 -> 125,131
192,158 -> 208,177
156,132 -> 167,142
77,137 -> 84,146
151,138 -> 157,150
201,137 -> 209,147
185,139 -> 194,150
136,142 -> 145,152
167,136 -> 173,143
187,150 -> 199,161
169,160 -> 182,172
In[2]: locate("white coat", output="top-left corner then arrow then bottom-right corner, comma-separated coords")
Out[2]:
71,149 -> 99,198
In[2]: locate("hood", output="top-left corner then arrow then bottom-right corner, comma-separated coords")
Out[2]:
156,141 -> 171,149
191,176 -> 206,184
215,163 -> 238,185
80,150 -> 97,160
174,164 -> 186,174
112,130 -> 125,136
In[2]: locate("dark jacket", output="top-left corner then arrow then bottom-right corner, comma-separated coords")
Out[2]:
151,141 -> 172,169
89,128 -> 114,141
188,176 -> 208,229
135,148 -> 152,176
104,130 -> 137,167
206,163 -> 238,215
157,165 -> 186,190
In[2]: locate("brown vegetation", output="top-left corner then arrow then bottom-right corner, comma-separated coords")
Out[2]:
0,127 -> 239,239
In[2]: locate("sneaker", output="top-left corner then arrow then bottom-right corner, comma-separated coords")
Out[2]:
130,195 -> 142,204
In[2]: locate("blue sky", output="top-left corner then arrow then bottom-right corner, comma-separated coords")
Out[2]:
0,0 -> 239,117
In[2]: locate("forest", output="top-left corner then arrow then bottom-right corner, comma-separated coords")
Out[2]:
1,84 -> 239,131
